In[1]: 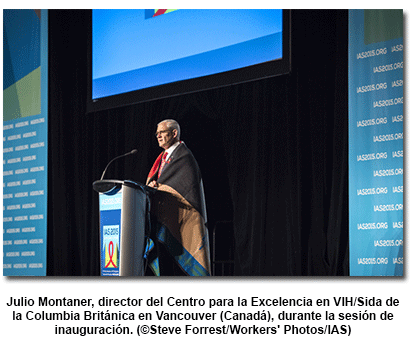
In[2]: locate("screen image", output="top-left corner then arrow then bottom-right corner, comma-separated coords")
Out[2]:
89,9 -> 288,110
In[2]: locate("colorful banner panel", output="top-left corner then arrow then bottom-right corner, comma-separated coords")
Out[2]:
3,10 -> 48,276
144,9 -> 178,19
348,10 -> 403,276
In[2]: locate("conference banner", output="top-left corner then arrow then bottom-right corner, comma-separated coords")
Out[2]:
348,10 -> 403,276
3,10 -> 48,276
99,190 -> 123,276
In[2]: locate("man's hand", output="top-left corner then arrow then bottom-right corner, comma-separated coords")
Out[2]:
148,180 -> 159,188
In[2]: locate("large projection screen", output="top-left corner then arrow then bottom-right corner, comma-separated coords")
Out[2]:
87,9 -> 290,112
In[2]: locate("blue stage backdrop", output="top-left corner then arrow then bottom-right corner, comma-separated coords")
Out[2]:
3,10 -> 48,276
348,10 -> 403,276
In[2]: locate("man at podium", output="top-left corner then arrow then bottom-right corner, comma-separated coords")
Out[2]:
145,119 -> 211,276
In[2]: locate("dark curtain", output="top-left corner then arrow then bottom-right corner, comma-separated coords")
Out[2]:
47,10 -> 348,276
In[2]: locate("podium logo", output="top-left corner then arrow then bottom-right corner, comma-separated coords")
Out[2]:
105,241 -> 119,268
103,225 -> 120,270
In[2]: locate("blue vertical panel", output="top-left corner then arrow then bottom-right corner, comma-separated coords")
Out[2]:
348,10 -> 403,276
3,10 -> 48,276
99,190 -> 123,276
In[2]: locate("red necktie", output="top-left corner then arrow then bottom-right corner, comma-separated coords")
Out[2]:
158,151 -> 168,179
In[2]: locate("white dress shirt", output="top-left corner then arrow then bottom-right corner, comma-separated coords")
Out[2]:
164,140 -> 182,161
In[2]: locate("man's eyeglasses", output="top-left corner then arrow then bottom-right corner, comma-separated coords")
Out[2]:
155,129 -> 172,137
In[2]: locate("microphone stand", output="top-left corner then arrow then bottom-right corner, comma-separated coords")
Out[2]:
100,149 -> 138,180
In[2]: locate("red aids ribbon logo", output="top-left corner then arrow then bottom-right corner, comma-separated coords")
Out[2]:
105,241 -> 117,268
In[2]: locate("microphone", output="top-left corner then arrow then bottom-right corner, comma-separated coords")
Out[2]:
100,149 -> 138,180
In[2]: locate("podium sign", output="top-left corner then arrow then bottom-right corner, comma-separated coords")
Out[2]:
99,189 -> 122,275
94,180 -> 149,276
